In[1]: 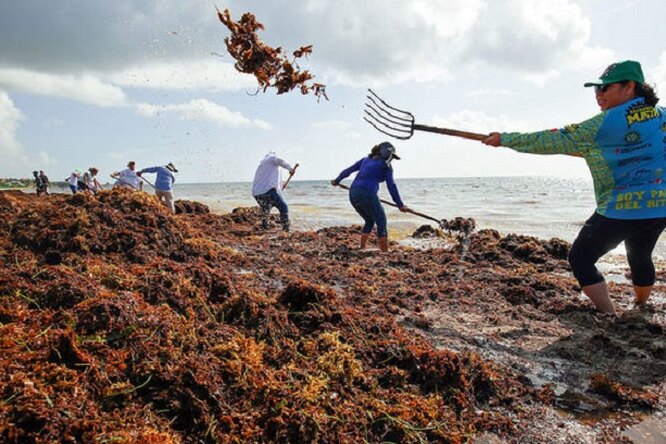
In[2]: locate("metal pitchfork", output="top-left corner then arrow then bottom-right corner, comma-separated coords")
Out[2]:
364,89 -> 488,141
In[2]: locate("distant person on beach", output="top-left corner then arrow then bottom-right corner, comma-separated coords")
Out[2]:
38,171 -> 49,195
252,152 -> 295,232
66,171 -> 80,194
138,162 -> 177,213
79,168 -> 102,194
33,171 -> 46,196
332,142 -> 409,253
482,60 -> 666,315
111,161 -> 143,190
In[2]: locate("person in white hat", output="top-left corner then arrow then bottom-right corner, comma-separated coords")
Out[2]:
138,162 -> 178,213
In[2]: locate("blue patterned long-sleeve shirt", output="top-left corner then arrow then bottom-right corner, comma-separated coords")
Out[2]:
501,98 -> 666,219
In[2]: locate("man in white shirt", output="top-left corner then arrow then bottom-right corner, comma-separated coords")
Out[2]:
252,152 -> 295,231
111,161 -> 143,190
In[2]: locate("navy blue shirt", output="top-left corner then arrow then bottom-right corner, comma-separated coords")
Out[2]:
334,157 -> 404,207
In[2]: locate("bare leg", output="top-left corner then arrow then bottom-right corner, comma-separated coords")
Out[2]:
633,285 -> 653,305
360,233 -> 370,250
583,281 -> 616,314
379,236 -> 389,253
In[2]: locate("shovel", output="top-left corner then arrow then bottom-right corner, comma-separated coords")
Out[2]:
364,89 -> 488,141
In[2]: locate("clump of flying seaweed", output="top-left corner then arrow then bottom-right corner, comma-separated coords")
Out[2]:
216,8 -> 328,101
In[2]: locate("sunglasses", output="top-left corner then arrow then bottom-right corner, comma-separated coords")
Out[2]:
594,81 -> 629,93
594,84 -> 613,93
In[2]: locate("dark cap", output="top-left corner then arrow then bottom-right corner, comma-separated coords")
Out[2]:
584,60 -> 645,87
378,141 -> 400,160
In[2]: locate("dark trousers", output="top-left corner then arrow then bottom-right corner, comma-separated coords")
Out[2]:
254,188 -> 289,231
349,186 -> 387,237
569,212 -> 666,287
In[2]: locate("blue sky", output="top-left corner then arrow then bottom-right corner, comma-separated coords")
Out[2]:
1,0 -> 665,183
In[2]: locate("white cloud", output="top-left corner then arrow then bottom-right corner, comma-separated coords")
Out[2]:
457,0 -> 613,79
0,1 -> 219,72
653,52 -> 666,90
135,99 -> 272,129
237,0 -> 481,86
0,91 -> 25,168
38,151 -> 55,166
0,0 -> 617,92
230,0 -> 613,86
311,120 -> 355,131
432,109 -> 534,134
468,88 -> 514,98
0,68 -> 127,107
107,59 -> 258,92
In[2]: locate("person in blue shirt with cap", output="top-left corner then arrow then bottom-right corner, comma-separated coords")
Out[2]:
332,142 -> 410,253
138,162 -> 178,213
482,60 -> 665,315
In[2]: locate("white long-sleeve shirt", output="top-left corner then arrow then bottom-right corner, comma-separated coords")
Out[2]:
116,168 -> 141,189
251,154 -> 292,196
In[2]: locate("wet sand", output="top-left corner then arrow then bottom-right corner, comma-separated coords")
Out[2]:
0,189 -> 663,443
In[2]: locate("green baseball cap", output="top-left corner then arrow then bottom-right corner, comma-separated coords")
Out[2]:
584,60 -> 644,87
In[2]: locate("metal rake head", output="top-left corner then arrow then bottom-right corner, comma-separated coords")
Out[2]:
363,89 -> 415,140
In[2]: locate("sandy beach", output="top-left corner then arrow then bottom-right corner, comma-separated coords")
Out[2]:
0,189 -> 664,443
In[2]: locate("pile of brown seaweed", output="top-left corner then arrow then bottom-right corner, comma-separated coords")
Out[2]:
216,8 -> 327,101
1,189 -> 663,443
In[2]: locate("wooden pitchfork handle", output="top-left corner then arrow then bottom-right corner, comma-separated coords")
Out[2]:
335,183 -> 442,225
413,124 -> 488,141
282,163 -> 299,190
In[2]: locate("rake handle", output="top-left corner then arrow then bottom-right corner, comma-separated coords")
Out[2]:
413,124 -> 488,141
337,183 -> 398,208
282,163 -> 299,190
335,183 -> 440,224
404,208 -> 441,224
138,175 -> 156,190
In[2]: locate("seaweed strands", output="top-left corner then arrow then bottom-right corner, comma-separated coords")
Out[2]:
216,8 -> 328,101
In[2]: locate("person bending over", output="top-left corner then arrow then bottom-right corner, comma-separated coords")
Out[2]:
138,162 -> 177,213
252,152 -> 295,232
332,142 -> 409,253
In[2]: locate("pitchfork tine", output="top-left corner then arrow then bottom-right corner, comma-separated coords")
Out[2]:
368,89 -> 412,116
364,89 -> 416,139
366,95 -> 413,124
363,116 -> 410,139
363,116 -> 412,140
363,111 -> 412,139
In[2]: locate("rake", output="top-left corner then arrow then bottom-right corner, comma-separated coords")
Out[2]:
335,183 -> 476,237
335,183 -> 443,228
364,88 -> 488,141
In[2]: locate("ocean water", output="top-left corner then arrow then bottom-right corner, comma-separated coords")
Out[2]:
173,175 -> 666,260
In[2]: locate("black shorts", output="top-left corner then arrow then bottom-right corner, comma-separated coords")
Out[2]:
569,212 -> 666,287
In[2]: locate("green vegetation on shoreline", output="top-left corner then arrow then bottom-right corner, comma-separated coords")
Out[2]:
0,178 -> 32,189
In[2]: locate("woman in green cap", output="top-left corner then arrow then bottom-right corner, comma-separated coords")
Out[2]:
482,60 -> 665,315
